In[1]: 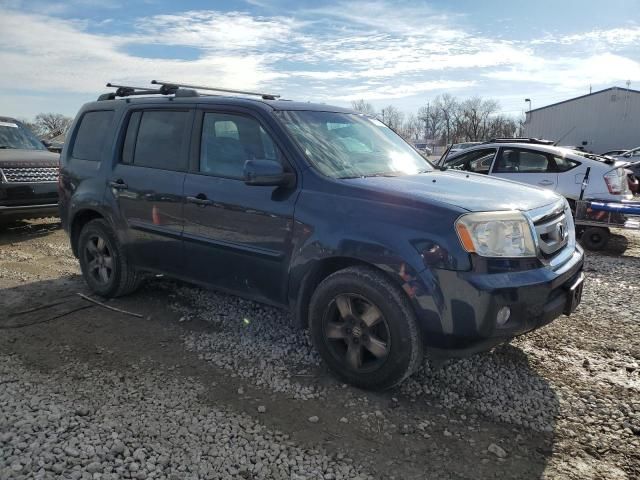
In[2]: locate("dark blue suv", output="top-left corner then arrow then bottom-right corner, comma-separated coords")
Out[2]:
59,82 -> 584,390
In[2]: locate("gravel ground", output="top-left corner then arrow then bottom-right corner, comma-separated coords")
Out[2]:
1,218 -> 639,479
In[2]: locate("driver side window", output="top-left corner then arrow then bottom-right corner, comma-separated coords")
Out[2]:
444,149 -> 496,174
200,112 -> 281,178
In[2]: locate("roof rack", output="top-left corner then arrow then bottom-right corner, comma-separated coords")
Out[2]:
151,80 -> 280,100
98,82 -> 198,101
485,138 -> 555,145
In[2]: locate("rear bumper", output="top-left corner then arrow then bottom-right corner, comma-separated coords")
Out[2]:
411,247 -> 585,356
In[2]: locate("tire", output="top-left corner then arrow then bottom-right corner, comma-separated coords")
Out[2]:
579,226 -> 610,251
77,219 -> 141,297
308,266 -> 423,390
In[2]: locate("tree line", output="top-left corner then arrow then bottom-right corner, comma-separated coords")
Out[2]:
22,95 -> 523,146
352,95 -> 524,146
21,113 -> 73,140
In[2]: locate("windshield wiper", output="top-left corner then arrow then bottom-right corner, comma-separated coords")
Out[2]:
338,171 -> 402,179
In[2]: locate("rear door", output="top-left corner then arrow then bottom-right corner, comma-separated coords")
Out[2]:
107,108 -> 193,275
491,147 -> 558,190
182,108 -> 298,304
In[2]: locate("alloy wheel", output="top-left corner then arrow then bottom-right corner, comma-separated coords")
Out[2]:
85,234 -> 113,286
322,293 -> 391,372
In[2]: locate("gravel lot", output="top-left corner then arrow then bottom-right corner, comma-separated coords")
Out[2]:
1,218 -> 639,479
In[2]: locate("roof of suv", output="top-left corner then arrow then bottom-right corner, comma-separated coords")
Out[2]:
89,94 -> 356,114
0,116 -> 21,124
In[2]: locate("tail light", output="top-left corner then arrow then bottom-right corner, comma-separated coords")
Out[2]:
603,168 -> 627,195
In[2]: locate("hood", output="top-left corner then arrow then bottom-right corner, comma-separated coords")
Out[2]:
343,170 -> 561,212
0,148 -> 59,168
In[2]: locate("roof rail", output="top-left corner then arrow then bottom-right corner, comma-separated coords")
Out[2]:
98,82 -> 198,101
151,80 -> 280,100
484,137 -> 555,145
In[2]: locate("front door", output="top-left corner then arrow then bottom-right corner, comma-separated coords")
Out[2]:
182,109 -> 298,304
107,108 -> 193,275
491,147 -> 558,190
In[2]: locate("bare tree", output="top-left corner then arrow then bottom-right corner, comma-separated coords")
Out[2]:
379,105 -> 404,131
19,119 -> 45,138
398,114 -> 421,143
34,113 -> 73,139
515,113 -> 526,137
417,101 -> 444,142
487,115 -> 518,139
350,99 -> 377,116
434,94 -> 459,146
456,97 -> 499,141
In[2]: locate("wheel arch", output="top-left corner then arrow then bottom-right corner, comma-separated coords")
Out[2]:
292,255 -> 415,330
69,209 -> 106,257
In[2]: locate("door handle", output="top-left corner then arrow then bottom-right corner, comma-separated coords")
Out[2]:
186,194 -> 213,206
109,179 -> 128,189
538,180 -> 554,186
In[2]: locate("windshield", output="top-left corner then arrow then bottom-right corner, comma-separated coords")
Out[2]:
277,111 -> 432,178
0,120 -> 46,150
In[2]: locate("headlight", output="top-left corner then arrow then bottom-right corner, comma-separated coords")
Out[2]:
455,211 -> 536,257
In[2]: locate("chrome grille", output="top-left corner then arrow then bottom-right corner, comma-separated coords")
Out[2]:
534,212 -> 569,256
527,200 -> 570,258
0,167 -> 58,183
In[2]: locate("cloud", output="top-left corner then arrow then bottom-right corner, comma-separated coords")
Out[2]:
132,10 -> 301,51
0,10 -> 287,93
1,2 -> 640,116
532,26 -> 640,48
329,80 -> 477,101
485,53 -> 640,89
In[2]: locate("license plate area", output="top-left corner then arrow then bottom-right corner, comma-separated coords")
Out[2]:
563,272 -> 584,315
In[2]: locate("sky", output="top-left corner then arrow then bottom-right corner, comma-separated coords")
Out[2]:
1,0 -> 640,120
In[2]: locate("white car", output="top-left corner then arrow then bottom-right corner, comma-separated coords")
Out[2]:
439,139 -> 633,203
611,146 -> 640,162
448,142 -> 481,155
413,143 -> 433,155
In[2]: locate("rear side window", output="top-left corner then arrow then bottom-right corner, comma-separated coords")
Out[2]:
71,111 -> 114,161
122,110 -> 190,170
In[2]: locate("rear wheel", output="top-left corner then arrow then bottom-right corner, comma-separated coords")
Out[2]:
309,266 -> 422,390
579,226 -> 610,251
78,219 -> 141,297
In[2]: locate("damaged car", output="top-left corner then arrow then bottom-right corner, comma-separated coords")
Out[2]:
59,82 -> 585,390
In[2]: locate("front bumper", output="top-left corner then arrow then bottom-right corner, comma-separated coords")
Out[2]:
411,246 -> 584,356
0,203 -> 59,222
0,182 -> 59,222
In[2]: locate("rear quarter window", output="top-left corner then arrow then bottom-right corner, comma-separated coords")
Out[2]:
554,156 -> 580,172
71,110 -> 114,161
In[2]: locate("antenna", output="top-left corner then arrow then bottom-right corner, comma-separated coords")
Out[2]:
151,80 -> 280,100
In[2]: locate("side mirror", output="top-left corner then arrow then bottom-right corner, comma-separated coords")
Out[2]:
243,159 -> 294,187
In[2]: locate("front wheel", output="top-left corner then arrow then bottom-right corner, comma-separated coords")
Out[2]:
308,266 -> 423,390
77,219 -> 141,297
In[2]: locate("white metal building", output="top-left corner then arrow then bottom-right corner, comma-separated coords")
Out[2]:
523,86 -> 640,154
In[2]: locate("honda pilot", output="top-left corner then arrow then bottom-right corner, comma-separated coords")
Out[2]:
59,82 -> 585,390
